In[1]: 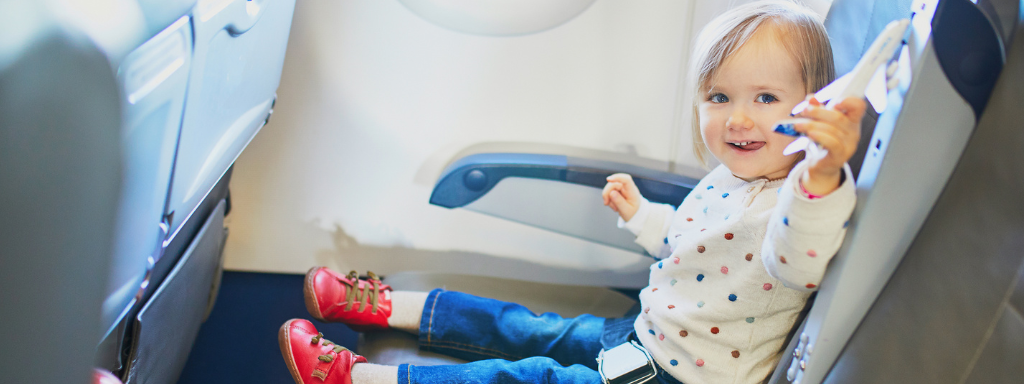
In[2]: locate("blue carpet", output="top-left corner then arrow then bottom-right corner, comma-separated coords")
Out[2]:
177,271 -> 359,383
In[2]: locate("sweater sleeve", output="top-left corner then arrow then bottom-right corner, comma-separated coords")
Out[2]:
762,160 -> 857,291
618,198 -> 677,258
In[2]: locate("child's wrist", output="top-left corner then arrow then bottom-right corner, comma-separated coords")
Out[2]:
801,168 -> 842,197
621,208 -> 637,222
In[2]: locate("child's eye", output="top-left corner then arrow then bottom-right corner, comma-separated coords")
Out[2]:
756,93 -> 778,104
708,93 -> 729,103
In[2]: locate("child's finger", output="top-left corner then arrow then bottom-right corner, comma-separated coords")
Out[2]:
607,174 -> 639,201
621,179 -> 641,202
798,120 -> 847,154
606,173 -> 632,184
793,120 -> 846,143
832,96 -> 868,122
803,126 -> 846,159
602,181 -> 623,205
797,105 -> 847,128
609,190 -> 629,211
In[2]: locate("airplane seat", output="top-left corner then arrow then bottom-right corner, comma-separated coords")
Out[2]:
771,0 -> 1019,383
48,1 -> 300,383
0,13 -> 124,384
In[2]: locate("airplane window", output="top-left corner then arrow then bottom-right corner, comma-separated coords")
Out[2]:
396,0 -> 598,36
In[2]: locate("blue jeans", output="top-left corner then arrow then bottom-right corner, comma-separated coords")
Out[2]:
396,289 -> 684,384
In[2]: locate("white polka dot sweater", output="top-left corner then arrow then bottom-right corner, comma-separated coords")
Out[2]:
619,160 -> 856,384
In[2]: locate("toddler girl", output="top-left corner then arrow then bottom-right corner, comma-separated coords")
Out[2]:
278,1 -> 866,383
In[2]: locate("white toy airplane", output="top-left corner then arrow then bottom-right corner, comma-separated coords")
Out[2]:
774,18 -> 911,162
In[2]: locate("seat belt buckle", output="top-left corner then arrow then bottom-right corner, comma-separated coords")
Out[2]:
597,339 -> 658,384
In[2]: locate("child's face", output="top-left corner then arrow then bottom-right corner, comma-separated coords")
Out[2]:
699,30 -> 806,181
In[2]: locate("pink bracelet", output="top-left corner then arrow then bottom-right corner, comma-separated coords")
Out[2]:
800,181 -> 825,200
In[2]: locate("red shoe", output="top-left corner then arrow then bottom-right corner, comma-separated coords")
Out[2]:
279,319 -> 368,384
304,267 -> 392,332
93,369 -> 122,384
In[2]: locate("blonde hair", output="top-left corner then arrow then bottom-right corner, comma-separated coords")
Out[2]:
689,0 -> 835,167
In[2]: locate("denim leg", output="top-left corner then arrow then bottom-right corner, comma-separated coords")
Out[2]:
397,358 -> 602,384
418,289 -> 605,369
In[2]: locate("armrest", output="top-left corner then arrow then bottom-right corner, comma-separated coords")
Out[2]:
429,153 -> 698,253
430,153 -> 698,208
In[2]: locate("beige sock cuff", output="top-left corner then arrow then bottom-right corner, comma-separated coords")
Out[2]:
350,363 -> 399,384
387,291 -> 429,334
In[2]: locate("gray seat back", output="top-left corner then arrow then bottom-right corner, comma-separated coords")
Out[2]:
0,17 -> 123,384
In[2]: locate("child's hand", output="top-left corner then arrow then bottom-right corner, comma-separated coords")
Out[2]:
793,95 -> 868,195
602,173 -> 642,221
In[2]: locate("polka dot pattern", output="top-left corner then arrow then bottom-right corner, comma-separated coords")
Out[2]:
634,172 -> 843,376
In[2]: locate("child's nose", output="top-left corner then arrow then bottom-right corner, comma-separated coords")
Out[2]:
726,110 -> 754,130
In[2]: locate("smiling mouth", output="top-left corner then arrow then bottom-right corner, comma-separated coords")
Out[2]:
729,141 -> 766,151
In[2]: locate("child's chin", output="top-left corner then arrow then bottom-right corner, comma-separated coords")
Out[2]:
729,169 -> 761,181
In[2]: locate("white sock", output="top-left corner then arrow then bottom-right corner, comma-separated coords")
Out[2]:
350,363 -> 399,384
387,291 -> 428,334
